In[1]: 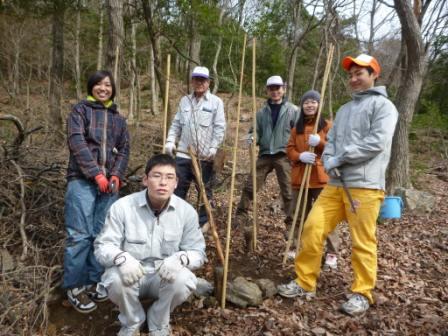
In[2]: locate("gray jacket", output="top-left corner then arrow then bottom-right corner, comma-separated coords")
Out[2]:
94,190 -> 206,273
322,86 -> 398,190
255,98 -> 300,157
166,90 -> 226,159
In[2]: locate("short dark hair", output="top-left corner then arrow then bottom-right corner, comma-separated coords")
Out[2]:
87,70 -> 116,100
145,154 -> 177,175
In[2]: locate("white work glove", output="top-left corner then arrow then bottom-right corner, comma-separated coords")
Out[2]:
157,252 -> 188,283
323,157 -> 340,172
208,147 -> 217,159
115,252 -> 144,286
164,142 -> 176,156
299,151 -> 317,164
308,134 -> 320,147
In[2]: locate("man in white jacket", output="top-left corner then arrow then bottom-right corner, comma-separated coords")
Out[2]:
164,66 -> 226,232
94,154 -> 206,336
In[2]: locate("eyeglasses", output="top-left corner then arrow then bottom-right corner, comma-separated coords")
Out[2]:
148,173 -> 176,182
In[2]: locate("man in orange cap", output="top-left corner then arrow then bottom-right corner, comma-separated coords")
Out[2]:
278,54 -> 398,316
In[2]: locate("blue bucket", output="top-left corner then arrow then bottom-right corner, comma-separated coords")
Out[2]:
380,196 -> 403,219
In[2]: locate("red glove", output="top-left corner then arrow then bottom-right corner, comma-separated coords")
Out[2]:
94,174 -> 109,193
109,176 -> 120,193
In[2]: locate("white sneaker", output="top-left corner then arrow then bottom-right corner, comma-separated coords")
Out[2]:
66,287 -> 97,313
324,253 -> 338,270
341,293 -> 370,316
277,280 -> 315,299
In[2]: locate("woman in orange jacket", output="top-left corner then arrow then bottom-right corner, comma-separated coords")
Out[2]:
286,90 -> 339,269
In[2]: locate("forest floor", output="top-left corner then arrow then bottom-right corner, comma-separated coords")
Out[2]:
1,86 -> 447,335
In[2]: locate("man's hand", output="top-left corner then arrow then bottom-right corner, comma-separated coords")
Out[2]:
323,157 -> 340,173
109,175 -> 120,193
95,174 -> 109,193
157,253 -> 188,283
207,147 -> 217,160
299,151 -> 317,164
115,252 -> 144,286
164,142 -> 176,156
308,134 -> 320,147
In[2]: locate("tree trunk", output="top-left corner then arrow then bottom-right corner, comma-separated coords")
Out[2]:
141,0 -> 169,120
286,0 -> 302,99
48,1 -> 65,129
128,20 -> 137,122
97,0 -> 104,70
74,9 -> 82,100
149,37 -> 157,115
212,6 -> 225,94
387,0 -> 427,192
105,0 -> 124,102
367,0 -> 378,54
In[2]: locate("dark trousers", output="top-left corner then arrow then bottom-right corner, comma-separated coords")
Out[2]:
174,157 -> 214,226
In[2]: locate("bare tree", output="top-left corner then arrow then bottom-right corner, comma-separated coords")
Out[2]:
387,0 -> 446,191
48,0 -> 66,129
97,0 -> 105,70
105,0 -> 124,103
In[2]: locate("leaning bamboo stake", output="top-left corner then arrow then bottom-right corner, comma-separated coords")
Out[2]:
221,34 -> 247,309
162,54 -> 171,148
188,147 -> 225,266
251,38 -> 258,251
113,45 -> 119,80
282,44 -> 335,265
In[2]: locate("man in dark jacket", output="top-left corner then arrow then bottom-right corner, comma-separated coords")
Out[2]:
236,75 -> 299,245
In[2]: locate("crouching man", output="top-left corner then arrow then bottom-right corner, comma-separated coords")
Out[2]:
94,154 -> 206,336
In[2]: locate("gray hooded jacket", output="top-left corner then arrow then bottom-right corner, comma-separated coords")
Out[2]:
322,86 -> 398,190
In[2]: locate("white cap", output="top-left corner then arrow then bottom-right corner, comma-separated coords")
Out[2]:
191,66 -> 210,79
266,75 -> 284,86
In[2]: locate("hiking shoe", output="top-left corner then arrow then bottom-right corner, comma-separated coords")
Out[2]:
67,287 -> 97,313
324,253 -> 338,270
277,280 -> 315,299
341,293 -> 370,316
118,327 -> 140,336
86,284 -> 108,302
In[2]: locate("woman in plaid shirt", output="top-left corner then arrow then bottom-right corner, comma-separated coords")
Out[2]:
63,70 -> 130,313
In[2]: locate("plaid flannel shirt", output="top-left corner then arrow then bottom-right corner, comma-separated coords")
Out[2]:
66,99 -> 130,180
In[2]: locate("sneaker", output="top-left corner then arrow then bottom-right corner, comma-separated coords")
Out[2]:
277,280 -> 315,299
67,287 -> 97,313
118,327 -> 140,336
341,293 -> 370,316
149,325 -> 171,336
324,253 -> 338,270
86,284 -> 108,302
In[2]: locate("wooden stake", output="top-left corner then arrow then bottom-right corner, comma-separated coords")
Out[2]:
188,147 -> 225,266
162,54 -> 171,148
221,34 -> 247,309
251,38 -> 258,251
283,44 -> 335,265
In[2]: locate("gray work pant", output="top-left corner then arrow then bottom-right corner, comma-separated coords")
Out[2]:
98,267 -> 197,334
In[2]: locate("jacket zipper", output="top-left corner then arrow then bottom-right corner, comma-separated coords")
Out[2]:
101,108 -> 108,175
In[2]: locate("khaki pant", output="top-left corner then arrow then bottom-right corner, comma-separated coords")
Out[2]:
289,188 -> 339,254
294,185 -> 384,303
237,153 -> 292,218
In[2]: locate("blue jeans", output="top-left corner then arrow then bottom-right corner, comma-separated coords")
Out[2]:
63,179 -> 118,289
174,157 -> 214,226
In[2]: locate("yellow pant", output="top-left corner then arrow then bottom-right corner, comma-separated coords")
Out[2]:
294,185 -> 384,303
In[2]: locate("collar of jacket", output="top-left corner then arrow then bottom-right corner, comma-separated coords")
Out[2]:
86,95 -> 116,110
137,189 -> 177,211
352,86 -> 388,100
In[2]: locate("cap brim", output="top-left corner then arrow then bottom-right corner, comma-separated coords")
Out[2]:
342,56 -> 371,71
192,74 -> 210,79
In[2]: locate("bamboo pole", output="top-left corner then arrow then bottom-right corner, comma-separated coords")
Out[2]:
282,44 -> 335,265
113,45 -> 119,80
221,34 -> 247,309
251,38 -> 258,251
162,54 -> 171,148
188,147 -> 225,266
